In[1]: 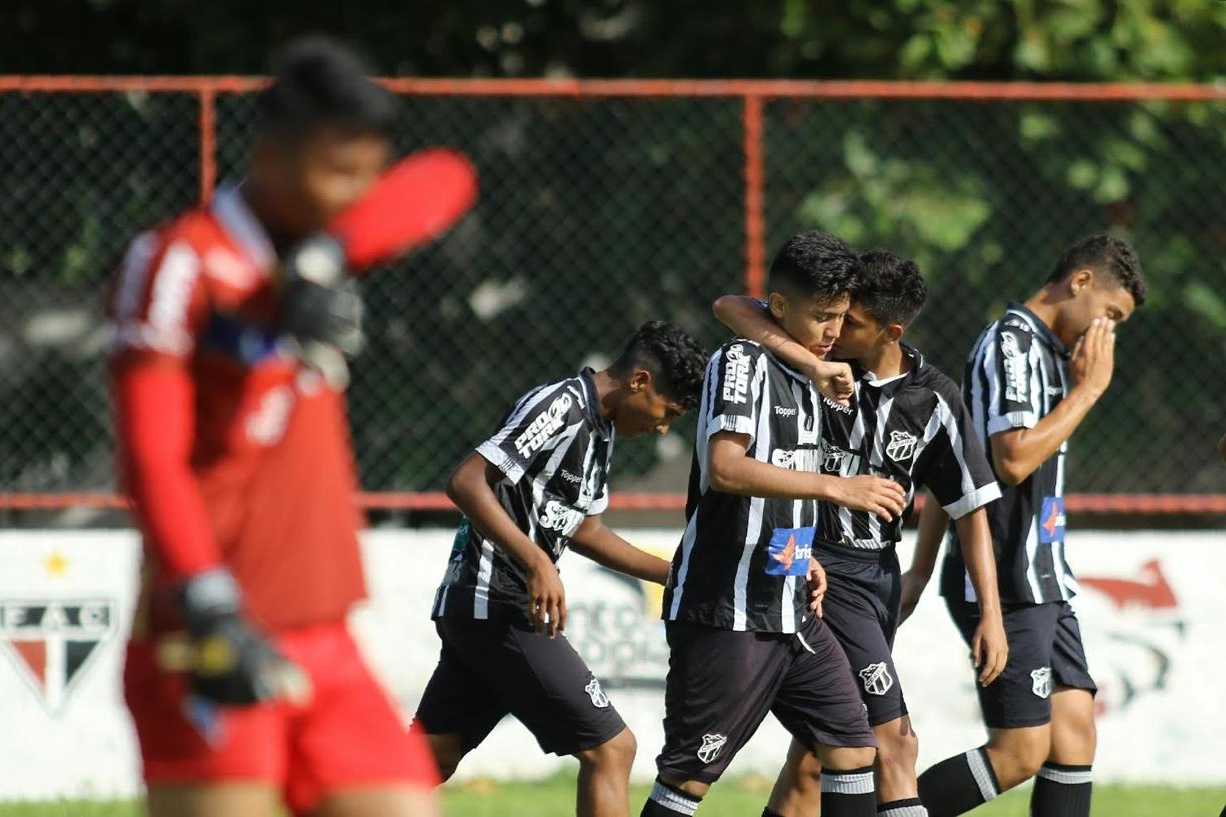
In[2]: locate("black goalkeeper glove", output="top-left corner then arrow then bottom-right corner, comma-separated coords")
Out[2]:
176,568 -> 308,706
280,234 -> 364,387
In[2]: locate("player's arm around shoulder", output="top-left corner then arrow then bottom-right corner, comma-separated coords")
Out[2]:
568,515 -> 670,585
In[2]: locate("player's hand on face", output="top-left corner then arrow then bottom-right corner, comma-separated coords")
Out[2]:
527,560 -> 567,638
971,613 -> 1009,687
809,360 -> 854,407
1070,317 -> 1116,398
806,558 -> 827,618
831,475 -> 906,521
898,569 -> 928,625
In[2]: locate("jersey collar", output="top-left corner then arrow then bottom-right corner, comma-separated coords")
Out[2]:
855,341 -> 925,391
1007,301 -> 1069,357
211,182 -> 276,272
578,367 -> 613,440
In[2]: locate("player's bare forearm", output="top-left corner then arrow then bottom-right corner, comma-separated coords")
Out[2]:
954,508 -> 1002,618
569,515 -> 671,585
708,433 -> 905,519
911,492 -> 948,583
445,452 -> 552,575
990,385 -> 1099,485
714,295 -> 821,373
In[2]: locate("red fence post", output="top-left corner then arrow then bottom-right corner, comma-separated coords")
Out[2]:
743,93 -> 766,298
199,86 -> 217,203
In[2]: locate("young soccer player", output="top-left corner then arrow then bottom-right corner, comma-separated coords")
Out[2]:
713,249 -> 1008,817
418,320 -> 707,817
109,37 -> 447,817
905,235 -> 1146,817
641,231 -> 910,817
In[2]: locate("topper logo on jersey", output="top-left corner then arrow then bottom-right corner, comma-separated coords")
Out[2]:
721,344 -> 751,404
697,733 -> 728,764
1039,497 -> 1065,543
885,430 -> 918,462
766,527 -> 814,576
858,662 -> 895,696
514,394 -> 573,458
0,599 -> 115,715
1031,666 -> 1053,699
539,500 -> 584,535
1000,330 -> 1029,403
584,677 -> 610,708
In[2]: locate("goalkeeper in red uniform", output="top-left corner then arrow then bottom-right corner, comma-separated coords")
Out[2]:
109,37 -> 442,817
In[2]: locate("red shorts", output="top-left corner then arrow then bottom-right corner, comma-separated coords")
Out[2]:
125,619 -> 438,815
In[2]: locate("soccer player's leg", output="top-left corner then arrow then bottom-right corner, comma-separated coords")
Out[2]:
414,619 -> 517,781
643,622 -> 790,816
771,616 -> 878,817
270,622 -> 442,817
125,638 -> 287,817
1030,602 -> 1097,817
918,602 -> 1060,816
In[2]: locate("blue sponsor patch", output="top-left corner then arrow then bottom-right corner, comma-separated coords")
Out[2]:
1039,497 -> 1065,543
765,527 -> 815,576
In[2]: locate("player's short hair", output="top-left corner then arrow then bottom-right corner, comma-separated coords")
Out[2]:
767,231 -> 859,304
257,36 -> 397,142
1046,235 -> 1147,306
610,321 -> 708,411
855,249 -> 928,328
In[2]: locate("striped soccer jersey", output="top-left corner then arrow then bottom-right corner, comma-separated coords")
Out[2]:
664,339 -> 824,633
432,368 -> 613,622
816,342 -> 1001,551
941,302 -> 1075,605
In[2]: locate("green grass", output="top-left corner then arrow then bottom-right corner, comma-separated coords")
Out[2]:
3,777 -> 1223,816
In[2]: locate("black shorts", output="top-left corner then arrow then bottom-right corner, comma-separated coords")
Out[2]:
415,617 -> 627,756
947,599 -> 1097,729
818,544 -> 907,726
655,617 -> 875,785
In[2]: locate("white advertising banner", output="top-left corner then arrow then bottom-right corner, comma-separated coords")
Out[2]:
1,528 -> 1223,799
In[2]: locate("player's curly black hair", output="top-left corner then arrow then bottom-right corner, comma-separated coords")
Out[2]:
611,321 -> 708,410
855,249 -> 929,328
767,230 -> 860,303
1046,235 -> 1147,306
258,36 -> 397,142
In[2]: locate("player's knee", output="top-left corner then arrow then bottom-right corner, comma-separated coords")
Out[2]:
426,734 -> 464,783
992,733 -> 1048,781
577,727 -> 636,772
818,744 -> 877,772
877,726 -> 919,773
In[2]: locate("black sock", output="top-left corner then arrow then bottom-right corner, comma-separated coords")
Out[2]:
821,766 -> 876,817
917,746 -> 1000,817
1030,763 -> 1092,817
642,778 -> 702,816
877,797 -> 928,816
761,810 -> 785,817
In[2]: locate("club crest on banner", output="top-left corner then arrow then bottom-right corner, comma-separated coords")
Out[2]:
0,598 -> 116,715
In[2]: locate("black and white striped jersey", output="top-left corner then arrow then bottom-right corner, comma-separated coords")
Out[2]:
664,339 -> 824,634
432,368 -> 613,622
816,342 -> 1001,551
941,302 -> 1074,605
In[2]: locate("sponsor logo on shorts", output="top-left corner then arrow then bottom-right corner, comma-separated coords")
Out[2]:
885,430 -> 918,462
1031,666 -> 1053,699
1039,497 -> 1065,543
585,677 -> 610,708
858,662 -> 895,696
514,393 -> 573,458
766,527 -> 814,577
697,733 -> 728,764
721,344 -> 751,404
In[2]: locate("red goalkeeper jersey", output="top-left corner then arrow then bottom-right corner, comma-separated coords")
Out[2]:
108,184 -> 366,632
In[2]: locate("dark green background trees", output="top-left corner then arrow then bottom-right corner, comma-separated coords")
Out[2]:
1,1 -> 1222,496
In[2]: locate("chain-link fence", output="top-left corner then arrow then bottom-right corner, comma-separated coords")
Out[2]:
1,79 -> 1224,509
